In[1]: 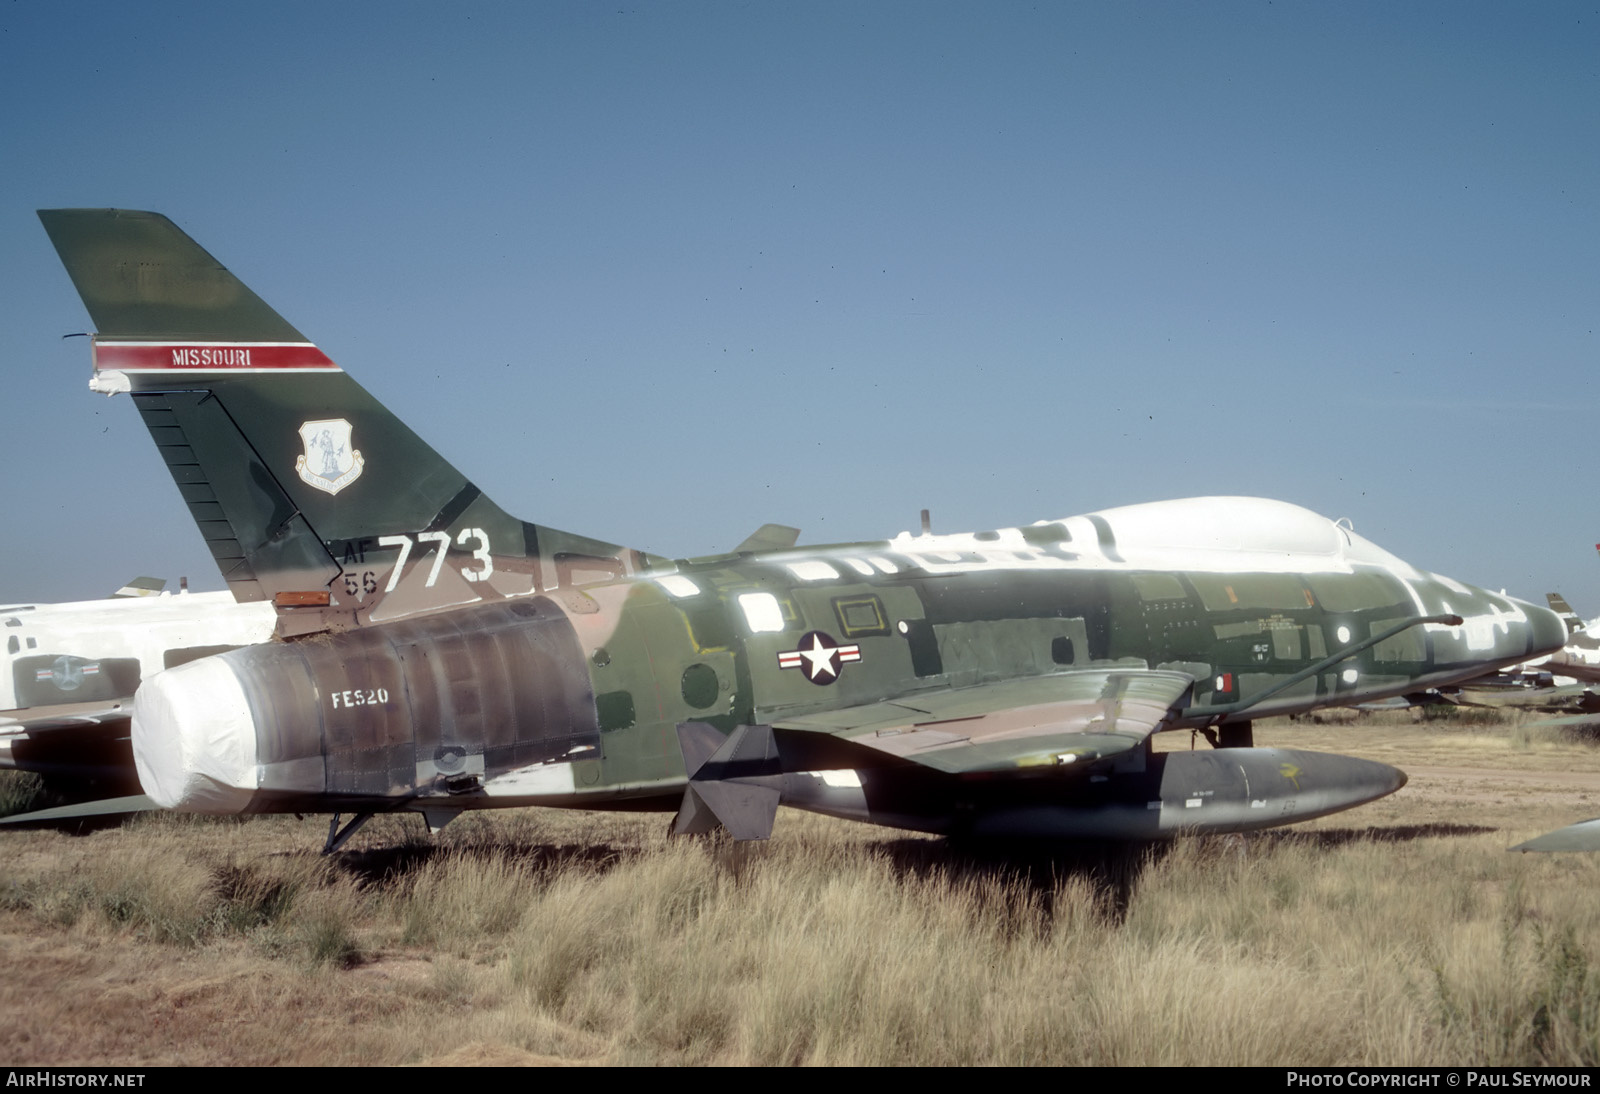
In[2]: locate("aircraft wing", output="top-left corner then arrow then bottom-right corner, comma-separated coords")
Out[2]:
1523,711 -> 1600,733
1,699 -> 133,736
0,702 -> 138,797
772,668 -> 1195,774
672,668 -> 1197,839
1543,653 -> 1600,685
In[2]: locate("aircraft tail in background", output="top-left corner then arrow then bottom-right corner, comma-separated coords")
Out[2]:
38,210 -> 656,636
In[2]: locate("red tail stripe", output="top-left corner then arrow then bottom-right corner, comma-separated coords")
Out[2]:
93,342 -> 337,371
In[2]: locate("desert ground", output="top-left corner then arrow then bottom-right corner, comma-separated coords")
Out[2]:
2,711 -> 1597,1066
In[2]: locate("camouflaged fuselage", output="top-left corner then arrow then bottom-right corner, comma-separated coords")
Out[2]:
35,209 -> 1566,842
140,497 -> 1562,823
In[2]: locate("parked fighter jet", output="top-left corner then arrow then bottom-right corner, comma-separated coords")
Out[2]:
1,580 -> 273,807
1538,591 -> 1600,686
37,209 -> 1569,851
1502,591 -> 1600,852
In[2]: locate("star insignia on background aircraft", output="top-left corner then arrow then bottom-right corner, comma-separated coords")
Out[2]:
777,632 -> 862,684
22,208 -> 1570,853
34,656 -> 99,691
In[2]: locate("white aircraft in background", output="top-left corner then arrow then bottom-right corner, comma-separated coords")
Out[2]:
1,579 -> 273,814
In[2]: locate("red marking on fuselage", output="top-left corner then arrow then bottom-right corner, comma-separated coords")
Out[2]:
93,342 -> 338,371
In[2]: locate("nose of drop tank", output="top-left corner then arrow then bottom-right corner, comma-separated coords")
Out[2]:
132,656 -> 260,813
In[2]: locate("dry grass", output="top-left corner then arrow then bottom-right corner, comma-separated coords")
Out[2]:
2,712 -> 1599,1065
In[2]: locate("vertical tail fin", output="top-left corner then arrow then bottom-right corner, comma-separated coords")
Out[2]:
39,210 -> 656,634
1547,593 -> 1583,635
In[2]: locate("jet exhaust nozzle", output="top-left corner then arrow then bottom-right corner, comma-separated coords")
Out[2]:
133,656 -> 259,813
131,599 -> 600,815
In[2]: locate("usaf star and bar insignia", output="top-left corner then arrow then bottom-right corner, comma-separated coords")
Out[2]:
777,631 -> 862,685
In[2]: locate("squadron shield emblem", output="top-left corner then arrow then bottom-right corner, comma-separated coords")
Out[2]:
295,419 -> 365,495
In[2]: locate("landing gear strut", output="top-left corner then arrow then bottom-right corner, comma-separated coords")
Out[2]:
323,811 -> 373,854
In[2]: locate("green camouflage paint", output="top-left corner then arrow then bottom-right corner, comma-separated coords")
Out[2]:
33,210 -> 1569,845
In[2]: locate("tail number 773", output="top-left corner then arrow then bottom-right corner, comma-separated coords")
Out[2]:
379,529 -> 494,592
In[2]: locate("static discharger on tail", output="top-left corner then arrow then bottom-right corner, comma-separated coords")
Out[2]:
33,209 -> 1570,852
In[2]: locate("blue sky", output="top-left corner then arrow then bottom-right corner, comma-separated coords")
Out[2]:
1,1 -> 1595,607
